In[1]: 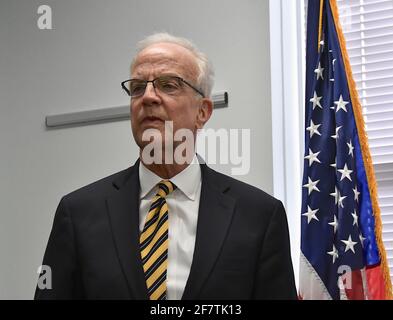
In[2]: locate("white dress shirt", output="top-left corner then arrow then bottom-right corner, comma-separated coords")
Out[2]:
138,155 -> 201,300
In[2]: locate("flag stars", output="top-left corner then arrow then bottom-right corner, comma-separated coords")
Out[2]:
353,186 -> 360,202
351,211 -> 359,226
314,62 -> 324,80
327,245 -> 339,263
331,126 -> 342,140
330,158 -> 337,169
302,206 -> 319,224
310,91 -> 323,110
307,120 -> 322,138
341,235 -> 357,253
338,193 -> 347,208
334,95 -> 349,113
328,215 -> 338,234
330,186 -> 340,204
359,234 -> 366,247
338,164 -> 353,181
330,188 -> 346,208
303,177 -> 320,195
347,140 -> 354,157
305,148 -> 321,166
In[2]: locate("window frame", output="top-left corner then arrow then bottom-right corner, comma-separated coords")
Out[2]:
269,0 -> 306,288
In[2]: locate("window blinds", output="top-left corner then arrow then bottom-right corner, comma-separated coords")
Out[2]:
337,0 -> 393,282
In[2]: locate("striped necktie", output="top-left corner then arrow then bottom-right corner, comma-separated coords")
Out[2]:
140,180 -> 176,300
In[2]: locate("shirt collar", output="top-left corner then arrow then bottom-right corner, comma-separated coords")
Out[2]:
139,154 -> 201,201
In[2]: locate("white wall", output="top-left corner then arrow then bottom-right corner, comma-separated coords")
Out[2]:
0,0 -> 273,299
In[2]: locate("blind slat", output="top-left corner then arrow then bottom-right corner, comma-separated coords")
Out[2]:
357,78 -> 393,89
362,100 -> 393,109
381,214 -> 393,223
379,196 -> 393,207
374,162 -> 393,172
366,118 -> 393,129
370,145 -> 393,155
364,110 -> 393,121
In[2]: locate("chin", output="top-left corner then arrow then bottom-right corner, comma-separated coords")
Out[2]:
136,130 -> 163,147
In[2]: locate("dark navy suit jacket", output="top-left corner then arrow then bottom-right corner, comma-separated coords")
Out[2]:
35,160 -> 297,299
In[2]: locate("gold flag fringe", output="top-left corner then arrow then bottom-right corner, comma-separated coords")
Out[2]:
329,0 -> 393,299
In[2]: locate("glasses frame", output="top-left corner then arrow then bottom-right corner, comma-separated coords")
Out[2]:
121,76 -> 205,98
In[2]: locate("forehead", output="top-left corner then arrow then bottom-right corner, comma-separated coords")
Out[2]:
131,42 -> 199,80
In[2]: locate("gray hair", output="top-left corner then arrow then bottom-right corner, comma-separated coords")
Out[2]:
131,32 -> 215,98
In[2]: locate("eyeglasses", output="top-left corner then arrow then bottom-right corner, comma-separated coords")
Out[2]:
121,75 -> 205,98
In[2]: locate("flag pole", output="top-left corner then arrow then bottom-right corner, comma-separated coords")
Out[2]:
318,0 -> 324,52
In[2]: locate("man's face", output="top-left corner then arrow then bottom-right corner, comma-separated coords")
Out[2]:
130,42 -> 211,153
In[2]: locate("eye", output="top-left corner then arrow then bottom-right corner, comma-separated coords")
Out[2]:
129,81 -> 146,96
156,77 -> 182,93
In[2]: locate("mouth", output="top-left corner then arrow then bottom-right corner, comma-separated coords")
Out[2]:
141,116 -> 165,125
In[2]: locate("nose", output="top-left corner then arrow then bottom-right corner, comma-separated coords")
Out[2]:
141,82 -> 161,106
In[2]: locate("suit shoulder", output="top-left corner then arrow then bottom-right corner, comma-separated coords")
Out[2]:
62,166 -> 132,202
207,167 -> 282,207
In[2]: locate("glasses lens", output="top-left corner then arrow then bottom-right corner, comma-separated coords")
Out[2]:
155,76 -> 183,95
129,80 -> 147,97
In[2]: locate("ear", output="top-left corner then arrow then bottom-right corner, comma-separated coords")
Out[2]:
196,98 -> 213,129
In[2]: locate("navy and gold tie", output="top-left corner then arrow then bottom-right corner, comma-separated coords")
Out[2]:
140,180 -> 176,300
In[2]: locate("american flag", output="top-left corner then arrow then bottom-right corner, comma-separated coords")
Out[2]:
299,0 -> 392,300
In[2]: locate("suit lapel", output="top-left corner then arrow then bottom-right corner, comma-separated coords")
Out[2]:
106,160 -> 148,299
182,164 -> 236,300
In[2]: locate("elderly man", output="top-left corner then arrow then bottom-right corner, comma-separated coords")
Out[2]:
35,33 -> 297,300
